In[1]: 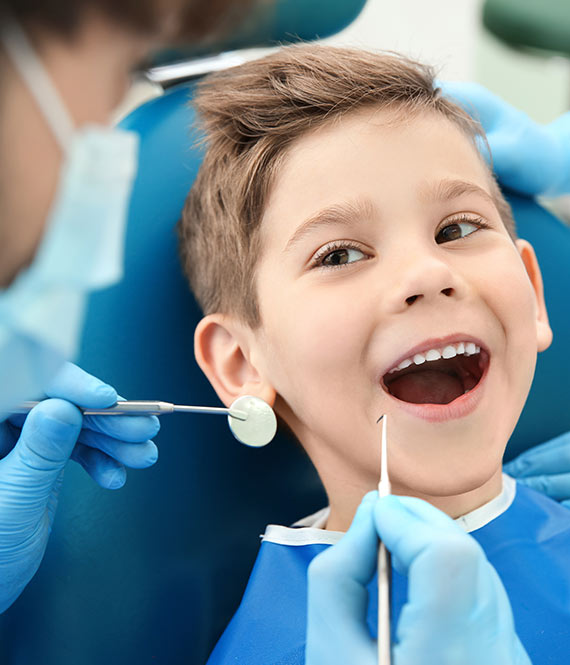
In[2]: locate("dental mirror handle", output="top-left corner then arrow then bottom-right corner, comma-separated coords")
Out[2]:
11,400 -> 247,419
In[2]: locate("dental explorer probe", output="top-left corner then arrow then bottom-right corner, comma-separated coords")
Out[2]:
12,395 -> 278,448
377,414 -> 392,665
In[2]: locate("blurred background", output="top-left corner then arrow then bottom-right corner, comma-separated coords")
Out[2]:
121,0 -> 570,124
119,0 -> 570,221
329,0 -> 569,123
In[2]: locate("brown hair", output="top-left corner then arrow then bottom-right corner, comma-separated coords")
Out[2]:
179,44 -> 516,327
0,0 -> 258,42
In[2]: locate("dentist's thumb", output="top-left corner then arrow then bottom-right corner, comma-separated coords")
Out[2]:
1,399 -> 82,513
373,495 -> 531,665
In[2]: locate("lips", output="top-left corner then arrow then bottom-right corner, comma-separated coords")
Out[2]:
380,336 -> 490,420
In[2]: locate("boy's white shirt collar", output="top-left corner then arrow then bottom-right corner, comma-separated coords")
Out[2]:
263,473 -> 516,547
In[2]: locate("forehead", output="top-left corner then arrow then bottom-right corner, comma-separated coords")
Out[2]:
261,108 -> 492,242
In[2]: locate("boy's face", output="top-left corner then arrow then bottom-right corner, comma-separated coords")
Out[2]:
246,108 -> 551,509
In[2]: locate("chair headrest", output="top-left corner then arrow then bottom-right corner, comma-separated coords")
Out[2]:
150,0 -> 368,66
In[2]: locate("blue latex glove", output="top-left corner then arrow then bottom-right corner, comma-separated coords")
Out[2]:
504,431 -> 570,507
306,492 -> 531,665
441,81 -> 570,197
0,362 -> 160,612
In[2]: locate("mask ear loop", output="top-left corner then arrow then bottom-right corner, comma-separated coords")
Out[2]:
0,17 -> 75,153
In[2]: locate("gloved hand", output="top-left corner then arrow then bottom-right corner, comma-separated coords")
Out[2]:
306,492 -> 531,665
440,80 -> 570,197
504,431 -> 570,507
0,362 -> 160,612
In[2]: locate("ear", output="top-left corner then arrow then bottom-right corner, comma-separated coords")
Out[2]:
516,239 -> 552,353
194,314 -> 276,409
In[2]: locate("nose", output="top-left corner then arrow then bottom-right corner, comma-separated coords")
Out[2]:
384,253 -> 462,314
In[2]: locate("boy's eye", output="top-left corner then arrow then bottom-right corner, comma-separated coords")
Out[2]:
319,246 -> 367,267
436,218 -> 483,244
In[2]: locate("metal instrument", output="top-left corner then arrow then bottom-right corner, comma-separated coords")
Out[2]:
378,414 -> 392,665
12,394 -> 278,448
13,400 -> 247,418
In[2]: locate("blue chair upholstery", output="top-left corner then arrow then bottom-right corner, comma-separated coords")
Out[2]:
2,68 -> 570,665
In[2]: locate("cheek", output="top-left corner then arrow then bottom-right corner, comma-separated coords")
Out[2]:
485,252 -> 540,362
257,276 -> 373,412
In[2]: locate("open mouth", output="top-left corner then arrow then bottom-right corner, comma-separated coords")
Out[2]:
382,341 -> 490,405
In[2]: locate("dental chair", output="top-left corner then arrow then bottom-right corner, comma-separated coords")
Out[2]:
2,3 -> 570,664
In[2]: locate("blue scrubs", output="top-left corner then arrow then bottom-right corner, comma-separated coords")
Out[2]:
207,478 -> 570,665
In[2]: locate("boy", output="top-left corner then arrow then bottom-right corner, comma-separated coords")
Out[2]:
178,45 -> 570,663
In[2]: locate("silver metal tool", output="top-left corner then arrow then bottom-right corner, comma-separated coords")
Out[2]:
13,395 -> 278,448
13,400 -> 247,419
378,414 -> 392,665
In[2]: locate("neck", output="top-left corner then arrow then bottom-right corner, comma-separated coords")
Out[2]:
325,466 -> 504,532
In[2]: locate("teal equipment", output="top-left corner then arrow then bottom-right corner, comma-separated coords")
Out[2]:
0,3 -> 368,665
483,0 -> 570,58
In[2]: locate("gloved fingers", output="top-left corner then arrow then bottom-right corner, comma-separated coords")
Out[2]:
394,567 -> 525,665
70,443 -> 127,490
33,364 -> 159,441
438,80 -> 508,131
543,111 -> 570,196
307,492 -> 378,621
561,499 -> 570,510
504,431 -> 570,478
305,492 -> 378,665
373,495 -> 465,574
309,491 -> 378,589
394,539 -> 531,665
486,126 -> 560,195
46,468 -> 65,529
43,362 -> 118,408
377,496 -> 513,622
3,408 -> 159,459
82,409 -> 160,443
548,110 -> 570,133
76,427 -> 158,469
0,399 -> 82,499
482,130 -> 524,185
515,472 -> 570,502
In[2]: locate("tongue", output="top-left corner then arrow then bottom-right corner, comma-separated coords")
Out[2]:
387,370 -> 464,404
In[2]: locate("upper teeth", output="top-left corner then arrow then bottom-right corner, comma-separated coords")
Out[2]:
388,341 -> 481,374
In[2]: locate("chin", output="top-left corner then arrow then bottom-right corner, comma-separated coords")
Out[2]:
392,445 -> 505,500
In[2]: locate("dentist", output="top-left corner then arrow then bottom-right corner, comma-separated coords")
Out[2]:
0,0 -> 256,614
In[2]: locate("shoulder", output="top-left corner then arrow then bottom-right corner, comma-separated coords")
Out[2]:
511,479 -> 570,538
474,477 -> 570,555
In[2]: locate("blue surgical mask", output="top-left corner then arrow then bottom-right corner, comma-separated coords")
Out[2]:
0,20 -> 139,413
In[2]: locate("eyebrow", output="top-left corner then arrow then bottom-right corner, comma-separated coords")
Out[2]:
419,178 -> 496,207
283,178 -> 496,254
284,199 -> 377,253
